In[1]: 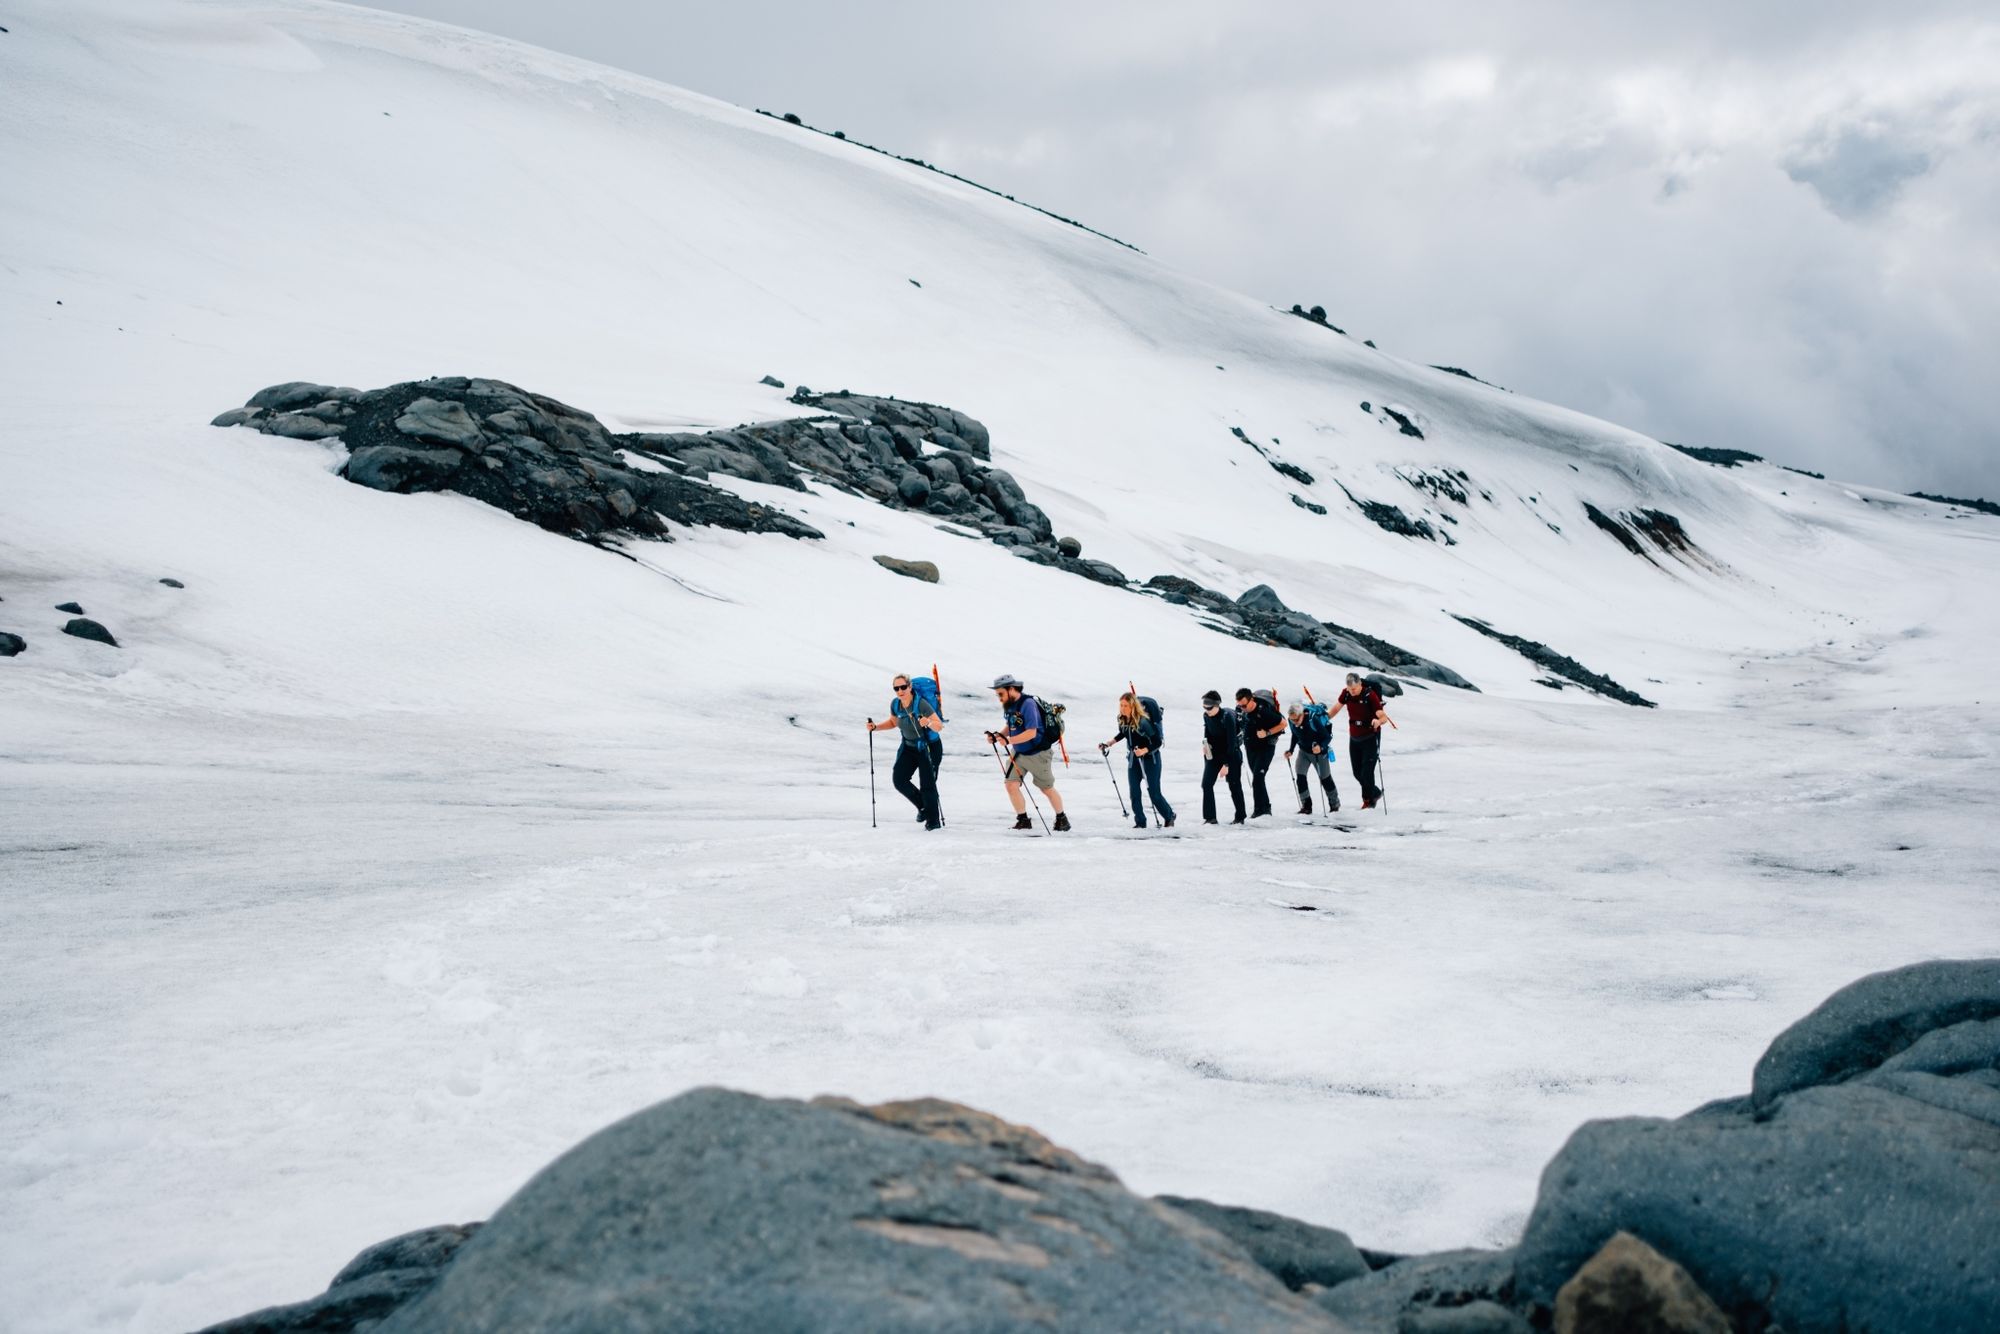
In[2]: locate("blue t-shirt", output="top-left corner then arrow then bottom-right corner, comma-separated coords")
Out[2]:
1008,695 -> 1053,755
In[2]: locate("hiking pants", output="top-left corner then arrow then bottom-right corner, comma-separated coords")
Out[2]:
1201,756 -> 1246,823
1127,751 -> 1175,827
1245,740 -> 1277,817
894,738 -> 943,827
1349,730 -> 1382,805
1293,747 -> 1338,809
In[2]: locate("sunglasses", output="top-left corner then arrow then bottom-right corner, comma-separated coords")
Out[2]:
894,684 -> 912,692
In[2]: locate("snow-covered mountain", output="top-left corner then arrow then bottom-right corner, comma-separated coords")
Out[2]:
3,3 -> 1997,1331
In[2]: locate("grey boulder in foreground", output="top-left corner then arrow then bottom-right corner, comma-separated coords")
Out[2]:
200,959 -> 2000,1332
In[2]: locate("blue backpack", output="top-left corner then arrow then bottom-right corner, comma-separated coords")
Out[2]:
894,675 -> 944,734
1301,701 -> 1333,744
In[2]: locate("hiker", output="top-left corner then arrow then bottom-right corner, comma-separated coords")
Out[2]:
1286,698 -> 1340,815
1336,672 -> 1389,808
1235,687 -> 1285,819
865,672 -> 944,830
1199,690 -> 1247,825
1099,692 -> 1175,830
985,674 -> 1070,832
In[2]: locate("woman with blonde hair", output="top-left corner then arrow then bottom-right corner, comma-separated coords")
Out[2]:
1098,692 -> 1175,830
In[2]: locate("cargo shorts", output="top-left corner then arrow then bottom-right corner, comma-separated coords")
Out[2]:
1005,748 -> 1057,789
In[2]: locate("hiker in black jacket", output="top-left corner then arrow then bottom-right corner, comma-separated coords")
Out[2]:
1235,687 -> 1285,819
1099,692 -> 1175,830
1199,690 -> 1247,825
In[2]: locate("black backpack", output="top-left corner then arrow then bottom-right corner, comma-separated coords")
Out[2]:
1137,696 -> 1164,746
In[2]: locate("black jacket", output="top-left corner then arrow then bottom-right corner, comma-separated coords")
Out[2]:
1201,707 -> 1243,764
1240,698 -> 1284,752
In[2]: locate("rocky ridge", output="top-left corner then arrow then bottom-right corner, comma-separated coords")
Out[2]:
198,959 -> 2000,1333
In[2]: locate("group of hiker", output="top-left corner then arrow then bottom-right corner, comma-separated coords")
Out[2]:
866,670 -> 1390,833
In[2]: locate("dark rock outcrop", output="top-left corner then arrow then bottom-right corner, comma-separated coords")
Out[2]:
198,1224 -> 479,1334
1142,578 -> 1473,690
55,601 -> 83,614
160,578 -> 185,589
1315,1248 -> 1516,1329
215,378 -> 823,546
1340,485 -> 1438,541
1551,1232 -> 1728,1334
61,617 -> 117,647
367,1092 -> 1336,1332
1513,958 -> 2000,1333
1665,443 -> 1762,469
0,631 -> 24,657
1451,616 -> 1653,707
1583,504 -> 1712,571
1910,491 -> 2000,517
1158,1195 -> 1368,1292
1751,958 -> 2000,1109
873,555 -> 940,583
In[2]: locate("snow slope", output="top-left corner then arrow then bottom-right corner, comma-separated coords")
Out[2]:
2,2 -> 1997,1330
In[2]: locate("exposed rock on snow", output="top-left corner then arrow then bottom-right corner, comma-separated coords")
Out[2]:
0,631 -> 24,656
1582,503 -> 1713,571
1339,484 -> 1441,543
1749,958 -> 2000,1109
1551,1232 -> 1729,1334
193,961 -> 2000,1334
370,1091 -> 1332,1332
1450,616 -> 1653,707
61,617 -> 117,647
758,374 -> 785,388
55,601 -> 83,614
160,577 -> 184,588
1666,443 -> 1763,469
1143,577 -> 1473,690
199,1224 -> 480,1334
1057,536 -> 1083,558
873,555 -> 940,583
215,379 -> 824,545
1158,1195 -> 1369,1292
1513,958 -> 2000,1332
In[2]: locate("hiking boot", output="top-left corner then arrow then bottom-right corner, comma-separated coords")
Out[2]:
1297,800 -> 1313,816
1230,814 -> 1247,825
1012,813 -> 1033,830
1133,820 -> 1146,830
1360,798 -> 1376,810
1162,816 -> 1176,829
1323,786 -> 1340,813
924,820 -> 942,831
1053,812 -> 1071,832
1202,819 -> 1219,826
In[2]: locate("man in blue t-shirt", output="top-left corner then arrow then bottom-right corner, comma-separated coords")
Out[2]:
984,674 -> 1070,832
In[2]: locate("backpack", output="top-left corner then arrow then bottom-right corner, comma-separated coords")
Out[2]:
1033,696 -> 1066,745
906,674 -> 944,721
1137,696 -> 1164,746
1302,701 -> 1332,741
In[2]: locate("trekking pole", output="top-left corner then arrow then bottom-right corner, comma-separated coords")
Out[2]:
868,726 -> 878,828
1378,737 -> 1388,815
1101,745 -> 1129,818
991,737 -> 1050,834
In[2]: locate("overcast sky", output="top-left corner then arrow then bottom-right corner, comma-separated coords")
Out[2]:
370,1 -> 1999,496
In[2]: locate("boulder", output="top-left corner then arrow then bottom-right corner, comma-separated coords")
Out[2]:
210,406 -> 262,427
1399,1302 -> 1530,1334
262,413 -> 344,441
248,381 -> 338,412
874,556 -> 940,584
897,472 -> 932,506
1752,958 -> 2000,1108
1512,1079 -> 2000,1331
1238,584 -> 1292,615
55,601 -> 84,614
1365,675 -> 1404,699
1551,1232 -> 1728,1334
159,578 -> 185,589
369,1090 -> 1338,1332
344,445 -> 464,492
196,1224 -> 479,1334
1057,536 -> 1083,558
1157,1196 -> 1368,1292
62,617 -> 118,647
393,397 -> 484,450
759,374 -> 785,388
1317,1249 -> 1515,1330
0,631 -> 24,657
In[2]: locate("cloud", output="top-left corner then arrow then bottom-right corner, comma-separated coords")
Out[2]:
367,1 -> 2000,496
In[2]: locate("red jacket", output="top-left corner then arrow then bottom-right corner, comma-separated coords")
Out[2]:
1336,686 -> 1384,736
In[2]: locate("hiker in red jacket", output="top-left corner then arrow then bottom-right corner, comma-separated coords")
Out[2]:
1336,672 -> 1389,808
